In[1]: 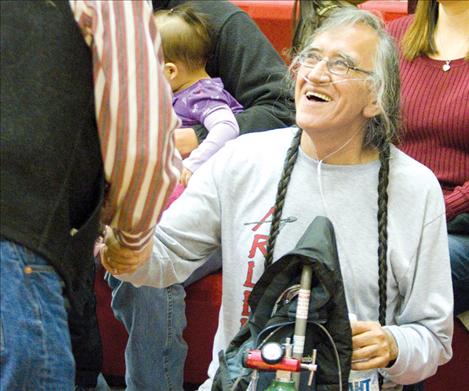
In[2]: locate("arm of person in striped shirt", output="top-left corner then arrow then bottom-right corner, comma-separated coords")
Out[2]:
70,0 -> 181,256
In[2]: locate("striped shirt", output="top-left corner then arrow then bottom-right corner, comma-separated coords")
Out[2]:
70,0 -> 181,249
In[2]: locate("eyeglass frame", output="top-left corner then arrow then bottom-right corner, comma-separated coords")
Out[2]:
297,49 -> 374,77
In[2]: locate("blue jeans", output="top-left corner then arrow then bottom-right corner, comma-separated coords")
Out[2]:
0,239 -> 74,391
449,233 -> 469,315
107,253 -> 221,390
107,277 -> 187,391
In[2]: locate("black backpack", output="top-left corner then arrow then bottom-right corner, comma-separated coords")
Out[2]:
212,217 -> 352,391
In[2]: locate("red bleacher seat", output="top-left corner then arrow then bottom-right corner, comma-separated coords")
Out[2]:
183,273 -> 222,384
231,1 -> 294,62
230,0 -> 408,63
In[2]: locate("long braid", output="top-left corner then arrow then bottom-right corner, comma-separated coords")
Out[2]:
264,129 -> 303,267
377,144 -> 390,326
377,144 -> 390,390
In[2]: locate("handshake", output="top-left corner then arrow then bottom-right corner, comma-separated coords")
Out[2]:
95,226 -> 153,276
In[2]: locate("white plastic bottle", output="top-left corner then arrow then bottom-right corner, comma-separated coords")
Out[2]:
348,313 -> 379,391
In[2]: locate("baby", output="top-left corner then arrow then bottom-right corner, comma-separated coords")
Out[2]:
155,4 -> 243,186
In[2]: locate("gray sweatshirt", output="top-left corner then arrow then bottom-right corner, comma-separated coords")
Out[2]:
119,127 -> 453,390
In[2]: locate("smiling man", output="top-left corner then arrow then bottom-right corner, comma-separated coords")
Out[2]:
105,8 -> 453,391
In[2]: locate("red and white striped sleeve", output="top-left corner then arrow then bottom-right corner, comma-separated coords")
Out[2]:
70,0 -> 181,250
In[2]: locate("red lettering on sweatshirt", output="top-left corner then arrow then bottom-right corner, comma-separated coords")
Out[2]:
248,234 -> 269,259
250,207 -> 275,231
241,290 -> 251,317
240,207 -> 275,326
243,261 -> 256,288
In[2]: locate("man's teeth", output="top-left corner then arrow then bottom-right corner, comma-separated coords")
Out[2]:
305,91 -> 332,102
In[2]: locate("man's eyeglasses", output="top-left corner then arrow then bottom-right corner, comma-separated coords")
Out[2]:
298,50 -> 373,77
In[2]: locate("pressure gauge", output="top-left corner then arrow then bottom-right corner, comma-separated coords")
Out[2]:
261,342 -> 285,364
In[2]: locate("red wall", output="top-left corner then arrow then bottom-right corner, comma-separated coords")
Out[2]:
231,0 -> 408,62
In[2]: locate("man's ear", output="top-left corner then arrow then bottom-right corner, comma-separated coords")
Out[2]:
363,99 -> 381,118
164,62 -> 178,80
363,86 -> 381,118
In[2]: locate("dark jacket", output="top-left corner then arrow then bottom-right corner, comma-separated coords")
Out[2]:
0,0 -> 104,314
213,217 -> 352,391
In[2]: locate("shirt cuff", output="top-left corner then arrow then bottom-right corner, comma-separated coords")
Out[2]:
379,325 -> 407,379
445,188 -> 468,222
113,226 -> 155,250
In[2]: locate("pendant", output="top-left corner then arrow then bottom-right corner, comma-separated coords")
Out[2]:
442,61 -> 451,72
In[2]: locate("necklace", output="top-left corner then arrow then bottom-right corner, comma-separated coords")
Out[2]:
442,60 -> 451,72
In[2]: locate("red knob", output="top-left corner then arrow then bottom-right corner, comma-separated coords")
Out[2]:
243,350 -> 302,372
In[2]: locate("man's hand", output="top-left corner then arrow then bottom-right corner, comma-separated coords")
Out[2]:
100,227 -> 153,275
175,127 -> 199,158
351,321 -> 398,370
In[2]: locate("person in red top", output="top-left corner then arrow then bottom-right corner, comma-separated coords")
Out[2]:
387,0 -> 468,317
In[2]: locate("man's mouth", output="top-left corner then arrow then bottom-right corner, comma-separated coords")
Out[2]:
305,91 -> 332,102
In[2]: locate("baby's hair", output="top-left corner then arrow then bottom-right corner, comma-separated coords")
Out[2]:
154,4 -> 214,71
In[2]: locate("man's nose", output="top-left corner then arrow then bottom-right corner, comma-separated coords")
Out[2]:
305,60 -> 330,83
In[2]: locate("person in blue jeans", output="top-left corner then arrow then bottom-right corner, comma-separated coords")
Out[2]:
0,244 -> 75,390
106,0 -> 295,390
0,1 -> 179,390
106,274 -> 187,390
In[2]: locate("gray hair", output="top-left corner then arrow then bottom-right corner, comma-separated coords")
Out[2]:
294,7 -> 401,150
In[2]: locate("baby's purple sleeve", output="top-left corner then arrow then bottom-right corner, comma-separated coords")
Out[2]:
183,105 -> 239,173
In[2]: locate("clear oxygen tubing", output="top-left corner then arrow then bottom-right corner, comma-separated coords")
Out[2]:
301,74 -> 366,85
301,69 -> 370,316
301,58 -> 366,312
291,122 -> 360,388
315,130 -> 362,215
300,69 -> 366,219
315,129 -> 362,317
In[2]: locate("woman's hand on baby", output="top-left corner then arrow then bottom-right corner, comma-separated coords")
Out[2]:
175,128 -> 199,158
350,321 -> 398,369
100,227 -> 153,275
